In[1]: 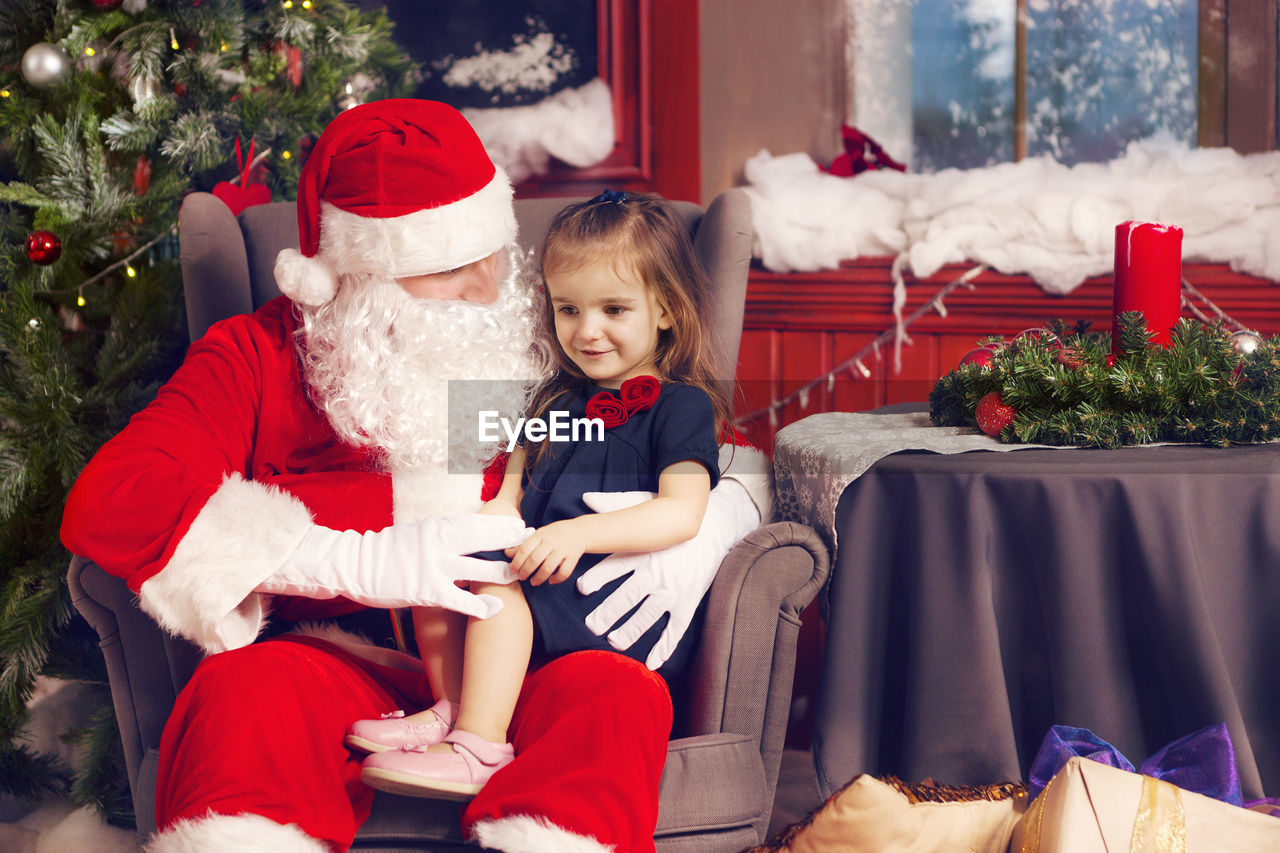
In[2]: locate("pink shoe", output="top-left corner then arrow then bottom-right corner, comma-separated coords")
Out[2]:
344,699 -> 458,754
359,729 -> 514,800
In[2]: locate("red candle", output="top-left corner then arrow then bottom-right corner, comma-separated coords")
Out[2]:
1112,220 -> 1182,350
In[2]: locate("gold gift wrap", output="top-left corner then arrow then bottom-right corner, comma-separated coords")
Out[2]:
1013,757 -> 1280,853
755,775 -> 1026,852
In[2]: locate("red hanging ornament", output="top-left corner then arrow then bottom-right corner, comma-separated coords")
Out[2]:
212,138 -> 271,215
134,155 -> 152,196
975,391 -> 1017,437
25,230 -> 62,265
90,0 -> 124,10
272,42 -> 304,87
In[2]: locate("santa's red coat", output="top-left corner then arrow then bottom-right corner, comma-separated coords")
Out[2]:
62,296 -> 670,851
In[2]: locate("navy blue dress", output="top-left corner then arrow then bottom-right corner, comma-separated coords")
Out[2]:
516,381 -> 721,679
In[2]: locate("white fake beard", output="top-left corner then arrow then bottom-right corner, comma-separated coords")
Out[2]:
296,252 -> 551,472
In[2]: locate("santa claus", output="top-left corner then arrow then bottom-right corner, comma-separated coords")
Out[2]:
61,99 -> 766,851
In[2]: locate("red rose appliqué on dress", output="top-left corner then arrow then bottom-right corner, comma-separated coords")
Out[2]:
585,375 -> 661,429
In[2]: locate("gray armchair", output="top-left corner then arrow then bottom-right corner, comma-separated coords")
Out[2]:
68,189 -> 828,851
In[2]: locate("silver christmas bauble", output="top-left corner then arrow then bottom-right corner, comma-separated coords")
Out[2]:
1229,329 -> 1263,356
21,42 -> 71,89
129,74 -> 162,107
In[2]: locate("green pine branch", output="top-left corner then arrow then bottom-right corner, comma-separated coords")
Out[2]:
931,318 -> 1280,449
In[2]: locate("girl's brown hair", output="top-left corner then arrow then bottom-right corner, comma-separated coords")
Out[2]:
523,191 -> 733,473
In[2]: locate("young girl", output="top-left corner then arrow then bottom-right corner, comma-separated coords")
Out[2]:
349,191 -> 733,800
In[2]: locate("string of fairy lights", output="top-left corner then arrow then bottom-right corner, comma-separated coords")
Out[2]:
29,149 -> 274,314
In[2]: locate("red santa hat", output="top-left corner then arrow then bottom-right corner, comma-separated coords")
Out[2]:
275,99 -> 516,306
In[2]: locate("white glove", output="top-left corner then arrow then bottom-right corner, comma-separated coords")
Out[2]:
576,479 -> 761,669
258,515 -> 531,620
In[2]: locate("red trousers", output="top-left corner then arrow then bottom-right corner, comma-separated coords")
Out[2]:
157,638 -> 671,851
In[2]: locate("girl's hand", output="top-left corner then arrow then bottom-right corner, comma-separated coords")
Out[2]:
504,519 -> 585,586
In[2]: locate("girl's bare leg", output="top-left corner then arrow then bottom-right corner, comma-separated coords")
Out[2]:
433,581 -> 532,747
406,605 -> 467,723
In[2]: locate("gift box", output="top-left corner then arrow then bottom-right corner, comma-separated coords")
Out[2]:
1012,756 -> 1280,852
753,775 -> 1026,853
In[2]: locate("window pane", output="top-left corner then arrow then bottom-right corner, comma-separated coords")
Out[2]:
1026,0 -> 1198,164
912,0 -> 1017,171
909,0 -> 1198,171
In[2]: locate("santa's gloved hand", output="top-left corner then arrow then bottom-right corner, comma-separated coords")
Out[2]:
258,515 -> 530,620
576,479 -> 760,669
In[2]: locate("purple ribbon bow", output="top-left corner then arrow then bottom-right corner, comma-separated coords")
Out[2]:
1027,723 -> 1243,806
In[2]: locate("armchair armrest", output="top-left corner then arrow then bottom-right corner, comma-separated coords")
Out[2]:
68,556 -> 203,834
685,521 -> 829,833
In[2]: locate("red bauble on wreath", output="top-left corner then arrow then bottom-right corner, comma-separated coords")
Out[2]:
959,345 -> 999,369
25,230 -> 62,265
90,0 -> 124,9
975,391 -> 1017,436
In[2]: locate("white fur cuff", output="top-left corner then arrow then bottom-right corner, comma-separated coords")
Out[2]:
470,815 -> 614,853
140,474 -> 314,655
145,811 -> 328,853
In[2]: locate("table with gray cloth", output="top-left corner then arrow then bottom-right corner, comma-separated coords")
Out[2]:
778,408 -> 1280,803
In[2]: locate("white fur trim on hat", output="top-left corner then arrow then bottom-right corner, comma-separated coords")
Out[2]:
470,815 -> 614,853
274,247 -> 338,307
139,473 -> 314,655
319,167 -> 516,282
145,811 -> 328,853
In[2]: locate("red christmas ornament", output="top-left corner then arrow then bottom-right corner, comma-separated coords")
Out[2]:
959,345 -> 999,369
975,391 -> 1017,437
212,138 -> 271,215
90,0 -> 124,9
273,42 -> 304,87
25,230 -> 62,265
1055,347 -> 1083,370
134,155 -> 152,196
1014,327 -> 1062,350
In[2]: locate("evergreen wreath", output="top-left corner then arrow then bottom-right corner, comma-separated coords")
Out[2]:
929,312 -> 1280,449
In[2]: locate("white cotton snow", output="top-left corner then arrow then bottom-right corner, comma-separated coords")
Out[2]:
743,139 -> 1280,293
438,30 -> 575,98
465,78 -> 615,185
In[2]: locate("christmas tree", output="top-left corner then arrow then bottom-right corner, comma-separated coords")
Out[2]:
0,0 -> 414,823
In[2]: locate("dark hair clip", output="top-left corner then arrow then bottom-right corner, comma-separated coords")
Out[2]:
589,188 -> 628,205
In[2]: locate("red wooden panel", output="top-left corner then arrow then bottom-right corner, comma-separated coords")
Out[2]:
829,332 -> 882,412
